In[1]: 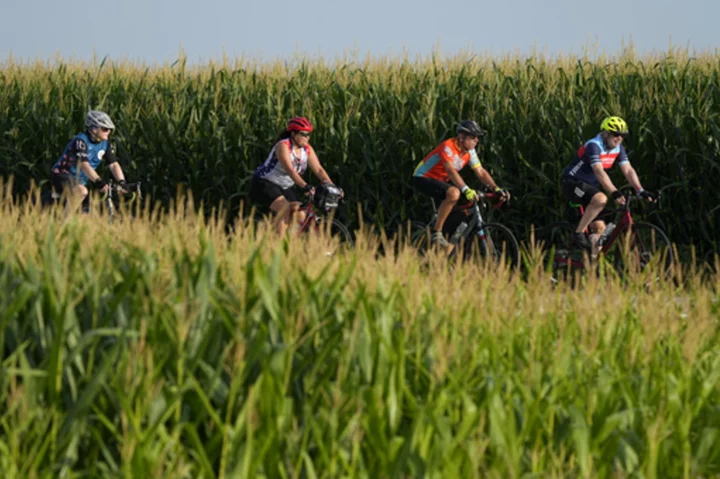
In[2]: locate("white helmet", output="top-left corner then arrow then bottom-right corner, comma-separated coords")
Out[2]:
85,110 -> 115,131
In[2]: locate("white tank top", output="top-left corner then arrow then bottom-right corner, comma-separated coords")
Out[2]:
254,139 -> 309,189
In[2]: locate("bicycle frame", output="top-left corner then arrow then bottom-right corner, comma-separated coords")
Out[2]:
296,193 -> 340,234
555,194 -> 640,269
106,179 -> 142,219
428,192 -> 504,244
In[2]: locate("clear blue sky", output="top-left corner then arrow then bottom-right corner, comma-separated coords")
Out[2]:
1,0 -> 717,64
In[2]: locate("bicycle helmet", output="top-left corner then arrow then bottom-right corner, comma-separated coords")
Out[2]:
287,116 -> 313,132
456,120 -> 486,137
85,110 -> 115,131
600,116 -> 628,135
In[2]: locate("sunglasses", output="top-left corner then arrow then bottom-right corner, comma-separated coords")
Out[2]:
611,131 -> 628,138
296,132 -> 311,138
100,127 -> 112,132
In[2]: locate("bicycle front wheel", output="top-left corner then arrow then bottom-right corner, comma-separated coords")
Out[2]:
613,222 -> 673,278
328,218 -> 353,247
464,223 -> 520,268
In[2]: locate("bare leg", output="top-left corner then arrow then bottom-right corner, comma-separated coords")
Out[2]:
270,197 -> 292,236
435,186 -> 460,232
577,192 -> 607,233
434,187 -> 460,254
589,220 -> 606,257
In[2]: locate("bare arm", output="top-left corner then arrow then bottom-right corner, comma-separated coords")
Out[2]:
80,162 -> 102,183
591,163 -> 618,194
443,162 -> 467,190
307,146 -> 333,184
108,162 -> 126,182
619,163 -> 643,191
472,166 -> 498,190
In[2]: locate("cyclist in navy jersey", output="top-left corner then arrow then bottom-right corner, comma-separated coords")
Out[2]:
561,116 -> 656,252
51,111 -> 130,210
249,117 -> 341,235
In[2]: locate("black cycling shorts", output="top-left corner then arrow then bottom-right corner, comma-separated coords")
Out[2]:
562,178 -> 602,207
248,176 -> 299,212
412,176 -> 473,206
51,172 -> 82,195
412,176 -> 454,202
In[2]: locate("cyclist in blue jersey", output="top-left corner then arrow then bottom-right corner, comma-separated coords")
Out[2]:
561,116 -> 656,252
51,111 -> 130,210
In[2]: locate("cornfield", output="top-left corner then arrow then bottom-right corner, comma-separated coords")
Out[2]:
1,183 -> 719,477
0,50 -> 718,260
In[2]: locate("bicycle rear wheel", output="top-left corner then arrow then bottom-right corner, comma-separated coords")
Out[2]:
463,223 -> 520,268
410,221 -> 435,256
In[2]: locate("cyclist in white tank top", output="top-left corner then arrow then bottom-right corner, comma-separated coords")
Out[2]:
255,138 -> 310,189
249,117 -> 340,235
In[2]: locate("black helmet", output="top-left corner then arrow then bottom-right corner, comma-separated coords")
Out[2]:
456,120 -> 486,137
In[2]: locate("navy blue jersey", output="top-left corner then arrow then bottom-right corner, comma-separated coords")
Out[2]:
562,134 -> 629,186
52,132 -> 117,185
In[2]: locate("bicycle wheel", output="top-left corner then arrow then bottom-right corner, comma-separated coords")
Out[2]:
613,222 -> 673,278
329,218 -> 353,247
463,223 -> 520,268
539,222 -> 584,283
410,221 -> 434,256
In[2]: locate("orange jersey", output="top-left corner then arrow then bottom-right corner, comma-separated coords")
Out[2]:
413,138 -> 482,181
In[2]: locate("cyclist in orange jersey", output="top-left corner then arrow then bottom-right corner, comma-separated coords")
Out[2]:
412,120 -> 510,250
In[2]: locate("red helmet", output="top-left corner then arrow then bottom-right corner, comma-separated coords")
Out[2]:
287,116 -> 313,132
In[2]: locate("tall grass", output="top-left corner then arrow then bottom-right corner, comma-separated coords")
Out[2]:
1,181 -> 719,477
1,50 -> 719,260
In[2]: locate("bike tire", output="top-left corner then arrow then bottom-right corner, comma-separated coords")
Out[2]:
612,221 -> 673,279
328,218 -> 353,247
409,220 -> 432,254
538,222 -> 582,283
463,222 -> 521,268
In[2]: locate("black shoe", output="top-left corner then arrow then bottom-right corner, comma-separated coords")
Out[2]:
573,232 -> 591,251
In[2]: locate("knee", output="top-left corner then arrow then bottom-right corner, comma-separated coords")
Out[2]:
591,193 -> 607,207
446,187 -> 460,202
77,186 -> 88,199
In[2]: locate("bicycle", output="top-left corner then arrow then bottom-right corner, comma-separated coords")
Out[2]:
103,179 -> 142,222
40,178 -> 142,220
252,183 -> 353,248
410,192 -> 520,267
538,192 -> 673,282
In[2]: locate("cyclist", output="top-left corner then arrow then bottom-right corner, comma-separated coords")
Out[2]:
561,116 -> 656,252
51,110 -> 130,210
249,116 -> 341,235
412,120 -> 510,251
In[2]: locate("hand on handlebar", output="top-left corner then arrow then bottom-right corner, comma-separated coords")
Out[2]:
493,186 -> 511,203
116,179 -> 129,195
638,189 -> 658,202
93,178 -> 109,194
461,186 -> 477,201
301,183 -> 315,197
611,189 -> 627,206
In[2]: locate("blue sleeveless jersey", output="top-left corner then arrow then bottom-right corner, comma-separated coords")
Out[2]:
52,132 -> 110,185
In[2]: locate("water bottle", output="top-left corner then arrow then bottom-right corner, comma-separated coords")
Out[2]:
450,222 -> 469,244
597,222 -> 616,247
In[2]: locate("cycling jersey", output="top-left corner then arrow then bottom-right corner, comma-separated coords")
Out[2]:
254,139 -> 308,189
562,134 -> 629,186
52,132 -> 117,185
413,138 -> 482,182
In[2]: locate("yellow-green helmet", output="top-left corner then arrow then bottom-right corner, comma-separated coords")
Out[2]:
600,116 -> 628,134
